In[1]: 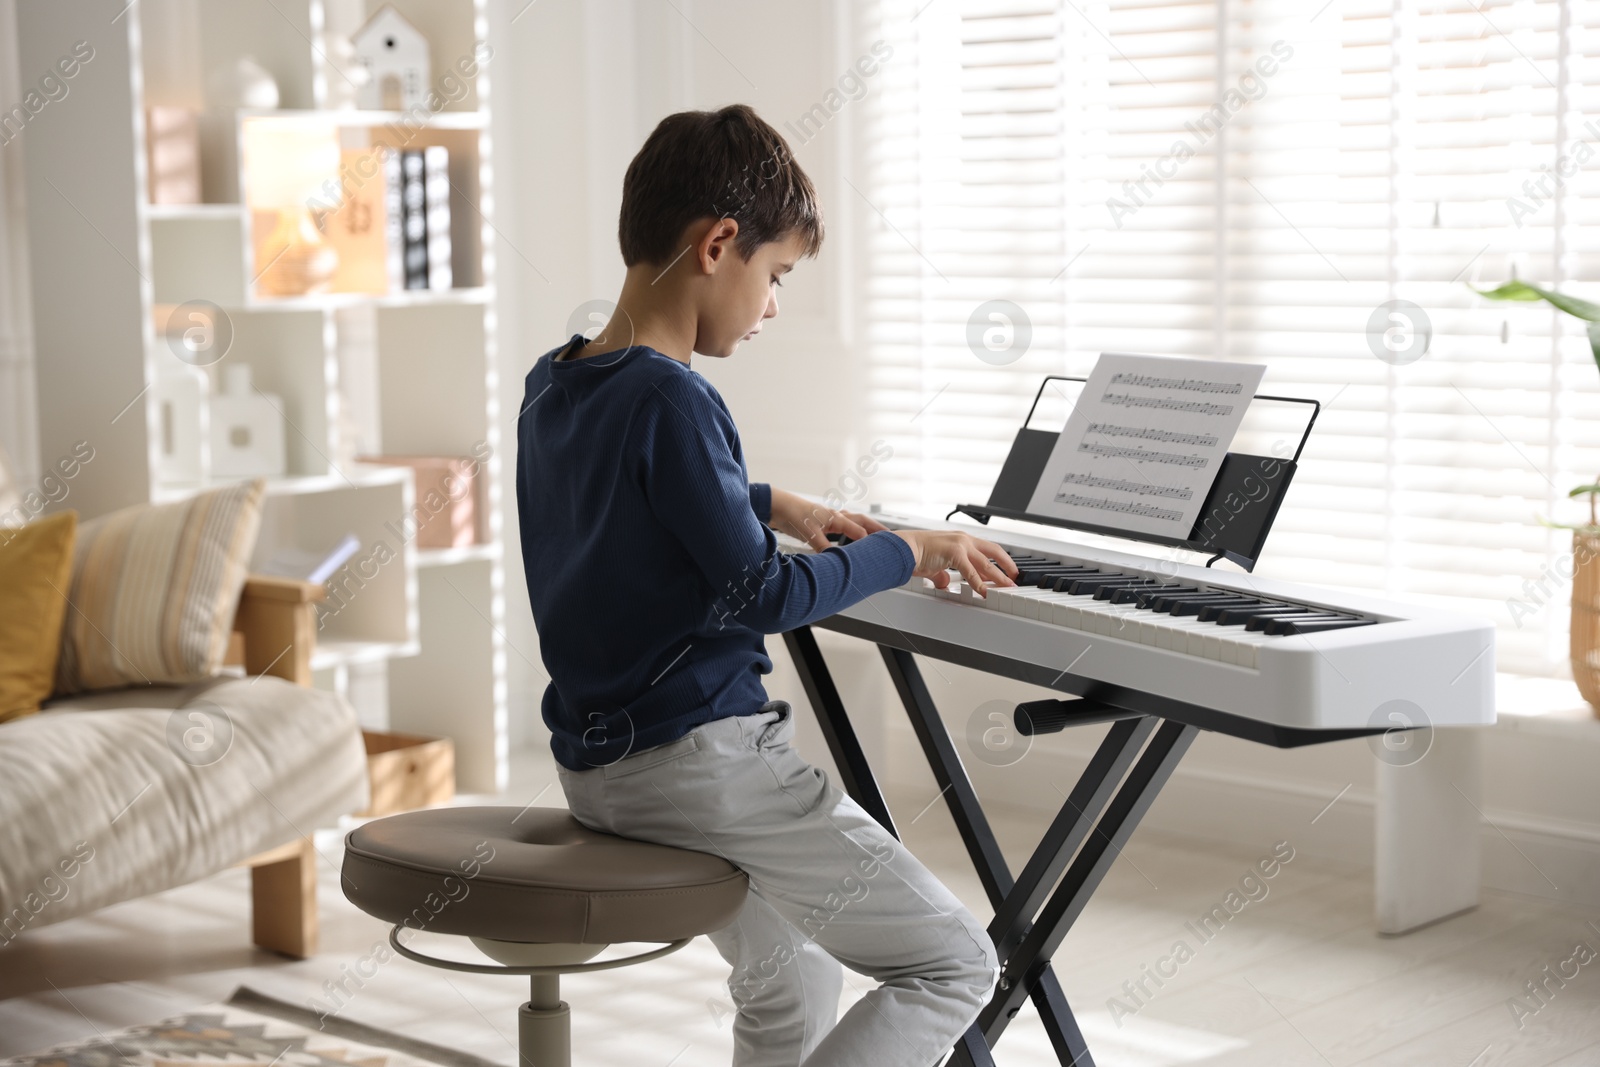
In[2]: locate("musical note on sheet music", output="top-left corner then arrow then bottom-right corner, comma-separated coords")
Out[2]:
1025,353 -> 1267,539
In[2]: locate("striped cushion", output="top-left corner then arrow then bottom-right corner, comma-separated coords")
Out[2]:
54,479 -> 266,694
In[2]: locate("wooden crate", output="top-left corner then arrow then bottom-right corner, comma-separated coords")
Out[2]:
360,730 -> 455,817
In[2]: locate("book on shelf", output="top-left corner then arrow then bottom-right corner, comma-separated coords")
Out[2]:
384,148 -> 405,293
323,148 -> 389,294
259,532 -> 363,586
423,145 -> 453,290
401,149 -> 428,290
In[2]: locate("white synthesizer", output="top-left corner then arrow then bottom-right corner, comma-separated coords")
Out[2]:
796,510 -> 1496,734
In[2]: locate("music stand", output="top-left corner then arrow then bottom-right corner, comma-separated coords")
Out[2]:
947,375 -> 1320,572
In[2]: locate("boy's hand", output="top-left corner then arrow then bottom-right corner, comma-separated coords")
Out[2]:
768,488 -> 889,551
891,529 -> 1018,598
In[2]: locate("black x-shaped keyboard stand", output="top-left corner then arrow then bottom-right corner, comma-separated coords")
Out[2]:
782,618 -> 1387,1066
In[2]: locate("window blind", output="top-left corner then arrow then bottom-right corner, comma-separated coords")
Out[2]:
855,0 -> 1600,676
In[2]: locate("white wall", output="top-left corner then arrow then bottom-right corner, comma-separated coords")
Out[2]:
493,0 -> 866,745
0,0 -> 39,486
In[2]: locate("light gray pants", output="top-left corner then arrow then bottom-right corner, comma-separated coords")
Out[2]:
556,700 -> 1000,1067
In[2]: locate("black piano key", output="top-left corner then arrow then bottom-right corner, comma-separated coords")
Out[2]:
1060,574 -> 1136,594
1096,578 -> 1160,599
1017,566 -> 1097,586
1213,605 -> 1310,626
1197,600 -> 1276,622
1107,579 -> 1171,604
1245,610 -> 1335,632
1169,596 -> 1258,616
1136,588 -> 1215,609
1048,570 -> 1109,590
1128,586 -> 1201,607
1266,616 -> 1377,636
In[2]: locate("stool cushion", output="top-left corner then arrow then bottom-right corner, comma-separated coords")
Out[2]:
342,806 -> 748,944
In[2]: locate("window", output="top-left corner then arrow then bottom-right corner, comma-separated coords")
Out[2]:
855,0 -> 1600,675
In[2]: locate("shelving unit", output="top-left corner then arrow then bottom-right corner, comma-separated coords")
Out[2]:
19,0 -> 508,791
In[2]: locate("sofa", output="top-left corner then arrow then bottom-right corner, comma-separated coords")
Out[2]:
0,473 -> 370,959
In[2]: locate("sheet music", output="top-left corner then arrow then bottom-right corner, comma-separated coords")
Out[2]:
1024,353 -> 1267,539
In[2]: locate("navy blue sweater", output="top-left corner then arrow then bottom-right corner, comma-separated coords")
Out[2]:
516,336 -> 916,770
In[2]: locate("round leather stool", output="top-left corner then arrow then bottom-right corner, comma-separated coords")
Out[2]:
342,806 -> 748,1067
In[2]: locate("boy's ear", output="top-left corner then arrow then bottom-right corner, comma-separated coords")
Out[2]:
696,217 -> 741,274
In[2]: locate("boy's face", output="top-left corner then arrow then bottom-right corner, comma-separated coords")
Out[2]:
695,228 -> 806,359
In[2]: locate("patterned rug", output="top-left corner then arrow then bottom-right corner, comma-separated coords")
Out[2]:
0,987 -> 500,1067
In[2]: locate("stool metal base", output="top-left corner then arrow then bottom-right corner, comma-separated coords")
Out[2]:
387,925 -> 689,975
386,926 -> 693,1067
520,975 -> 570,1067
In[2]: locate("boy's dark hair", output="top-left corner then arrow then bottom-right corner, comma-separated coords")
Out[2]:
618,104 -> 823,267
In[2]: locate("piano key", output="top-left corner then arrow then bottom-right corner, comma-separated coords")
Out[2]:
1139,588 -> 1223,606
1017,567 -> 1099,587
1132,587 -> 1203,608
1110,583 -> 1190,604
1163,595 -> 1255,615
1243,610 -> 1337,632
1208,604 -> 1309,625
1266,616 -> 1378,636
1245,611 -> 1342,633
1094,580 -> 1165,601
1064,575 -> 1143,595
1143,590 -> 1245,612
1048,573 -> 1110,591
1169,595 -> 1259,616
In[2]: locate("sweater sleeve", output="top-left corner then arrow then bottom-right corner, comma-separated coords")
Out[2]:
635,376 -> 915,634
748,482 -> 772,524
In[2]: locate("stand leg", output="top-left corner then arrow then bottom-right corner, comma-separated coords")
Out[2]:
782,626 -> 899,837
519,974 -> 570,1067
981,721 -> 1197,1041
876,645 -> 1107,1067
878,645 -> 1012,903
992,717 -> 1157,963
785,629 -> 999,1062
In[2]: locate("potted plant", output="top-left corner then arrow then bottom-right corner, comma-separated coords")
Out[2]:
1478,280 -> 1600,714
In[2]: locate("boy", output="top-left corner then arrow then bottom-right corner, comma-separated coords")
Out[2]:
515,104 -> 1018,1066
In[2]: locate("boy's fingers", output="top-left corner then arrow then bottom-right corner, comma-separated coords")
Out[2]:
806,527 -> 832,551
982,556 -> 1015,586
976,539 -> 1018,578
958,555 -> 988,597
833,515 -> 870,541
851,512 -> 891,535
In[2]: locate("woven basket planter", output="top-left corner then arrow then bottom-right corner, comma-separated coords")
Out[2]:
1571,529 -> 1600,716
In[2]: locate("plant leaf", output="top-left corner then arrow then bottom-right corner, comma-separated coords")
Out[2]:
1570,484 -> 1600,498
1538,287 -> 1600,322
1589,320 -> 1600,378
1474,280 -> 1546,302
1475,279 -> 1600,321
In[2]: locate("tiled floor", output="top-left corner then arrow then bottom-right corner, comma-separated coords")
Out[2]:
1,743 -> 1597,1066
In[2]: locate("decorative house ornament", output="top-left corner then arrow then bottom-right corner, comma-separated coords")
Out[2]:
351,6 -> 430,111
210,364 -> 285,479
153,365 -> 208,484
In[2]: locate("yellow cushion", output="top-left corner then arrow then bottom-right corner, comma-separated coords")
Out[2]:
0,510 -> 78,723
55,479 -> 266,694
